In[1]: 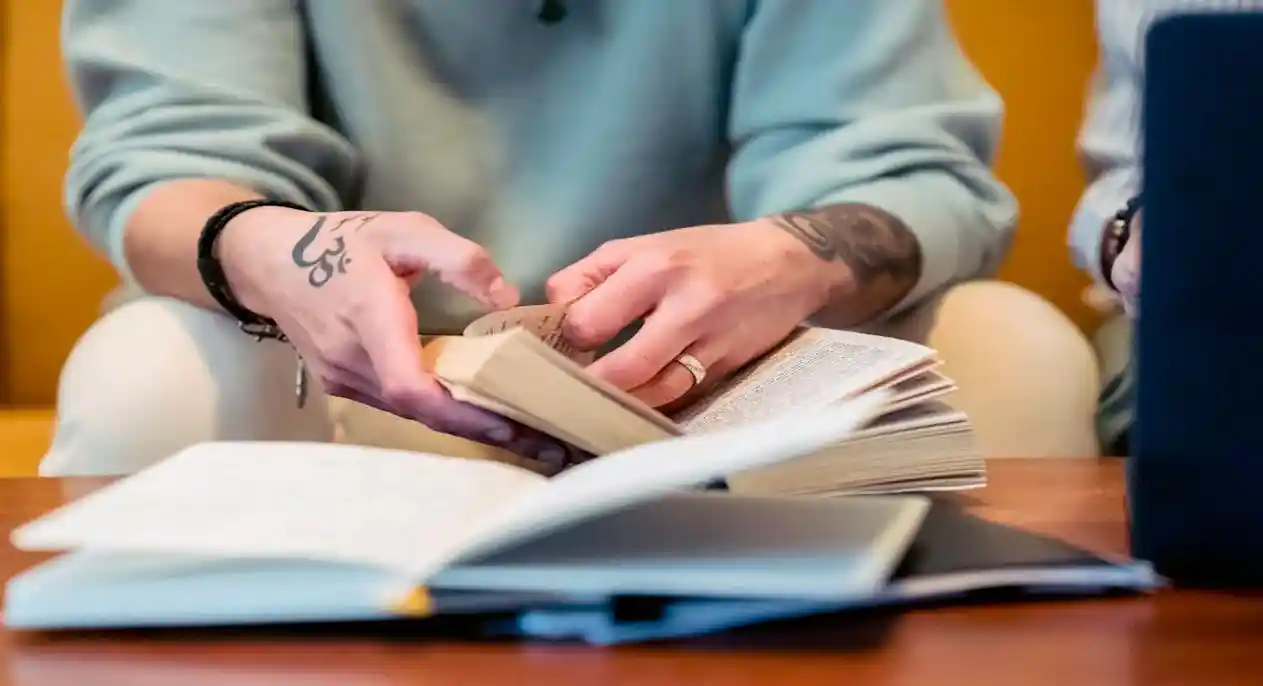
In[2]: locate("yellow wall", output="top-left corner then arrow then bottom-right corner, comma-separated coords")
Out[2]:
947,1 -> 1101,332
2,0 -> 117,406
0,1 -> 1102,406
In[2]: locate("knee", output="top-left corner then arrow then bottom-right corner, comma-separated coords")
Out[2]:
931,280 -> 1096,371
910,280 -> 1101,457
40,297 -> 333,477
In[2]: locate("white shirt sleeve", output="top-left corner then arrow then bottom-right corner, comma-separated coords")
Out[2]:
1069,2 -> 1145,285
1072,0 -> 1263,285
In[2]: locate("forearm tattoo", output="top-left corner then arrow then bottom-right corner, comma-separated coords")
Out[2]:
291,213 -> 380,287
771,203 -> 922,322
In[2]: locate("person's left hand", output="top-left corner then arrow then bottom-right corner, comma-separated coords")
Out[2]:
1111,210 -> 1141,318
546,222 -> 841,408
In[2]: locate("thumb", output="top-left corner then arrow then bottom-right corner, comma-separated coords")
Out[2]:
546,240 -> 633,303
383,216 -> 519,310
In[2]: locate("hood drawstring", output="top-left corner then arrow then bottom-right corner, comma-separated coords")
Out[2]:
537,0 -> 567,24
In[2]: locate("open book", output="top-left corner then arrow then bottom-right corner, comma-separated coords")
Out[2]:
423,303 -> 984,496
4,392 -> 936,630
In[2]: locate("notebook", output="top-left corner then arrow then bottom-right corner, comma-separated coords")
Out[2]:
1132,11 -> 1263,586
2,391 -> 935,630
496,504 -> 1162,645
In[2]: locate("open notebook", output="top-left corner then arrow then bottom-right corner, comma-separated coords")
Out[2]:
424,303 -> 984,496
3,391 -> 939,630
498,503 -> 1162,645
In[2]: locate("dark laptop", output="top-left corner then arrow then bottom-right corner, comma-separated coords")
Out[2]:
1132,11 -> 1263,587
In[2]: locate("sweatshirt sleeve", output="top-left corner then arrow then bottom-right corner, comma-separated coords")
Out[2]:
61,0 -> 362,284
725,0 -> 1018,316
1068,6 -> 1143,286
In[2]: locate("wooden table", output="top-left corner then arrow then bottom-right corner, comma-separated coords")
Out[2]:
1,460 -> 1261,685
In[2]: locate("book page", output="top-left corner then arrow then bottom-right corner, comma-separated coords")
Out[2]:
443,384 -> 603,451
432,329 -> 680,457
11,442 -> 546,579
463,303 -> 595,366
856,401 -> 969,437
674,328 -> 935,434
879,370 -> 956,412
450,389 -> 891,563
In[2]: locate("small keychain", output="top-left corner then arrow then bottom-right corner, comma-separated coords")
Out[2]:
295,355 -> 309,409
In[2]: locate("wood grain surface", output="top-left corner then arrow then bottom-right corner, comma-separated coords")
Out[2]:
1,460 -> 1260,686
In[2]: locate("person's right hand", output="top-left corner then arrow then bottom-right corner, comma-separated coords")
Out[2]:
1112,210 -> 1141,318
215,205 -> 568,466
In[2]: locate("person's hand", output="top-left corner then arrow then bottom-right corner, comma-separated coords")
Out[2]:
546,222 -> 839,409
1112,211 -> 1141,317
217,205 -> 569,466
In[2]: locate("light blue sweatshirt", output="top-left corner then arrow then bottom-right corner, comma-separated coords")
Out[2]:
62,0 -> 1016,333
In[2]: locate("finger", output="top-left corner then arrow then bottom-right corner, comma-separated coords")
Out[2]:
1113,239 -> 1140,297
352,268 -> 518,443
385,214 -> 519,310
316,355 -> 407,415
583,297 -> 699,390
563,258 -> 673,352
1114,218 -> 1141,283
323,380 -> 514,449
564,446 -> 597,467
324,380 -> 397,416
1116,236 -> 1140,271
546,239 -> 633,303
505,429 -> 570,473
319,363 -> 380,401
408,377 -> 525,446
625,339 -> 723,409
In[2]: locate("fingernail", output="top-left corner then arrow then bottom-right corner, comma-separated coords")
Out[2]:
488,277 -> 517,309
538,445 -> 566,466
485,426 -> 515,444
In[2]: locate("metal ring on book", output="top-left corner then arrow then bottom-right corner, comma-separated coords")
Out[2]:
673,353 -> 707,387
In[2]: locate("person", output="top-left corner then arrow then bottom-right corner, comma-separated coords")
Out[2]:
40,0 -> 1089,477
1071,0 -> 1259,455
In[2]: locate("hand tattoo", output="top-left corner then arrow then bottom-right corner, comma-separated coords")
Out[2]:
771,203 -> 922,324
291,213 -> 380,288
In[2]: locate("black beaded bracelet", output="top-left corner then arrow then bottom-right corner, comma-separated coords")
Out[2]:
196,199 -> 309,340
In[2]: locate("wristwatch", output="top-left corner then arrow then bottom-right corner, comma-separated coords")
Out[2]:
1100,194 -> 1141,291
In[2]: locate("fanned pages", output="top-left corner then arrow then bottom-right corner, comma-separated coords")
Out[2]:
423,302 -> 984,496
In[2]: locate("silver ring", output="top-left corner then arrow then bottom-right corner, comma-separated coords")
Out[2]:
673,353 -> 707,387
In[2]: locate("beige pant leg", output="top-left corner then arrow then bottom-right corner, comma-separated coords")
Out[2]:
878,280 -> 1101,458
48,281 -> 1095,475
39,296 -> 335,476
